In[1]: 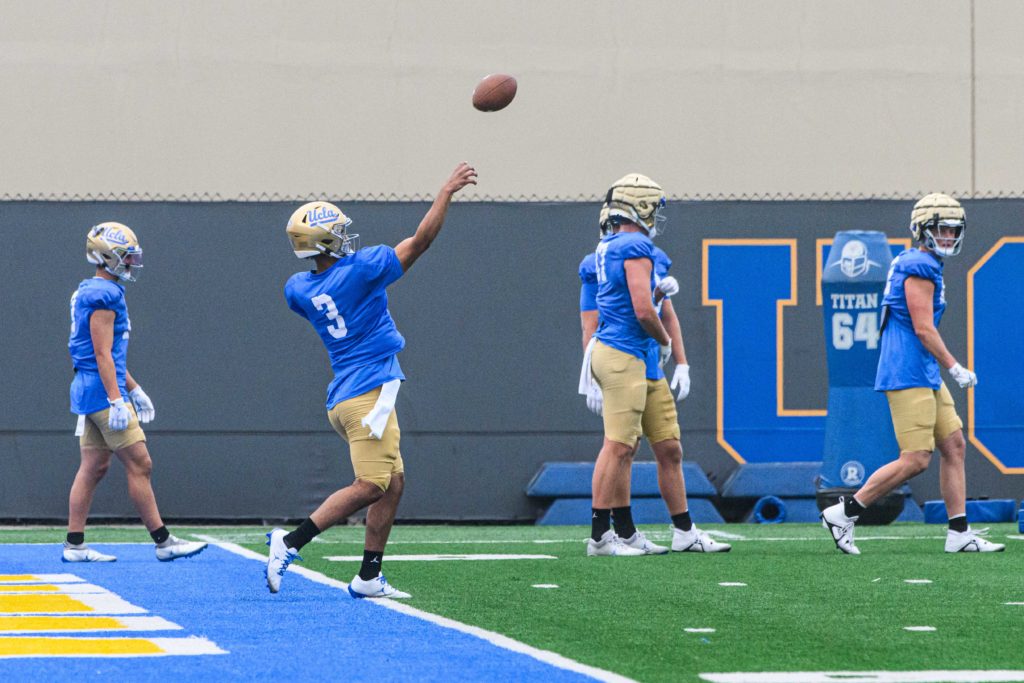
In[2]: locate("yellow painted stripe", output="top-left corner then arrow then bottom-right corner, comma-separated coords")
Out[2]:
0,576 -> 39,583
0,636 -> 164,656
0,617 -> 123,632
0,585 -> 59,593
0,595 -> 92,614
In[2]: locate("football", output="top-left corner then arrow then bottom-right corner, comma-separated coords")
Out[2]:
472,73 -> 517,112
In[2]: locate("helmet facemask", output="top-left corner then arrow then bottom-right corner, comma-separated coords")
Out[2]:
920,218 -> 965,257
910,193 -> 965,258
86,223 -> 143,282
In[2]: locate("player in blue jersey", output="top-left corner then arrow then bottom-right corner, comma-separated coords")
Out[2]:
580,177 -> 730,556
267,162 -> 477,597
822,194 -> 1003,554
64,222 -> 208,563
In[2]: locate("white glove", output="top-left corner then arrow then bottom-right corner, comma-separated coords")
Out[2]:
670,364 -> 691,401
948,362 -> 978,388
658,340 -> 672,368
108,397 -> 131,431
656,276 -> 679,298
129,386 -> 155,423
585,385 -> 603,416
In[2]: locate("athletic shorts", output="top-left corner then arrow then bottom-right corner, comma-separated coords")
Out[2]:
78,404 -> 146,451
886,382 -> 963,453
327,385 -> 404,491
591,341 -> 680,446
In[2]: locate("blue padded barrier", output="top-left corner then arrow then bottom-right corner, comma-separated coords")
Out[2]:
743,497 -> 822,524
719,462 -> 821,498
537,497 -> 725,526
922,499 -> 1017,524
526,461 -> 717,498
1018,508 -> 1024,533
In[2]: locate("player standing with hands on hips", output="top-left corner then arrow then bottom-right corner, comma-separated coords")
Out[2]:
64,223 -> 208,563
821,194 -> 1004,554
581,174 -> 729,556
268,162 -> 477,597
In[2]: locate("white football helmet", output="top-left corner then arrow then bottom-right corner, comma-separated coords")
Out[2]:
86,222 -> 143,282
910,193 -> 965,257
286,201 -> 359,259
604,173 -> 667,237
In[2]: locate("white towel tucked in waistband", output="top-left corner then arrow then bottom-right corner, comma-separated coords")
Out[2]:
578,337 -> 597,396
361,379 -> 402,440
74,414 -> 86,437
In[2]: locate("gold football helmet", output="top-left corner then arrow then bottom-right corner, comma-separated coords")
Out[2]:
286,201 -> 359,259
910,193 -> 965,257
604,173 -> 667,237
598,202 -> 612,236
86,222 -> 143,282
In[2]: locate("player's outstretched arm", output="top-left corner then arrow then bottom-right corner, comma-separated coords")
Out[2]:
395,162 -> 477,272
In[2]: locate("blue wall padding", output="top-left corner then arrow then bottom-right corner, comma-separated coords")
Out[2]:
751,495 -> 787,523
526,461 -> 717,498
742,497 -> 822,523
896,499 -> 925,523
923,499 -> 1017,524
720,462 -> 822,498
537,497 -> 725,526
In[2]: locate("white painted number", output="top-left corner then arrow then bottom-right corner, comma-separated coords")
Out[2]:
69,290 -> 80,334
595,242 -> 609,284
311,294 -> 348,338
831,312 -> 880,350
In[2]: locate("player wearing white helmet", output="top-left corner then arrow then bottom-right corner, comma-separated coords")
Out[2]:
64,222 -> 207,563
266,162 -> 477,597
580,176 -> 729,556
821,194 -> 1002,554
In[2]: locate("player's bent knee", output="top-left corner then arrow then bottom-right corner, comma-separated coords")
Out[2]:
899,450 -> 931,476
358,473 -> 392,495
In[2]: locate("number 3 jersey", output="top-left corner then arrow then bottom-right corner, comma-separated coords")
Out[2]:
874,248 -> 946,391
68,278 -> 131,415
285,245 -> 407,409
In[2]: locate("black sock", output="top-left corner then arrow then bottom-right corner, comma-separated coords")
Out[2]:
591,508 -> 611,542
359,550 -> 383,580
612,506 -> 637,539
671,510 -> 693,532
283,518 -> 321,551
844,496 -> 866,518
66,532 -> 85,546
150,526 -> 170,545
949,514 -> 969,533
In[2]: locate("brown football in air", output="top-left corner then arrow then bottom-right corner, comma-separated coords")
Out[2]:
472,73 -> 517,112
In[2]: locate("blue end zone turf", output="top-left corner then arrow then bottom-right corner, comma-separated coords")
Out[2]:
537,497 -> 724,526
922,499 -> 1018,524
719,462 -> 822,498
0,545 -> 597,681
527,461 -> 717,498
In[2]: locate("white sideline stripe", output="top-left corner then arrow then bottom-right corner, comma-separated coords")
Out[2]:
718,582 -> 747,587
1004,602 -> 1024,606
904,579 -> 933,584
0,583 -> 108,594
0,636 -> 225,658
324,554 -> 557,562
3,593 -> 146,615
705,530 -> 747,540
699,672 -> 1024,682
0,574 -> 84,584
196,536 -> 636,683
0,618 -> 181,638
685,628 -> 716,633
532,584 -> 559,589
904,626 -> 937,632
1005,535 -> 1024,541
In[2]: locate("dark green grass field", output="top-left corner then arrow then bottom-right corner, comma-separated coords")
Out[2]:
3,523 -> 1021,681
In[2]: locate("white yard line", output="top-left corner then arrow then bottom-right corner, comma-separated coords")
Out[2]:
195,535 -> 636,683
324,554 -> 557,562
700,671 -> 1024,682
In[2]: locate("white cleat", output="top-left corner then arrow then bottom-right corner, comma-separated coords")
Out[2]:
265,528 -> 301,593
619,530 -> 669,555
155,536 -> 208,562
62,543 -> 116,563
945,527 -> 1006,553
348,573 -> 411,599
671,525 -> 732,553
821,499 -> 860,555
586,529 -> 645,556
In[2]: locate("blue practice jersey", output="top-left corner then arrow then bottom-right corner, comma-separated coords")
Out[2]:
875,248 -> 946,391
593,232 -> 658,360
68,278 -> 131,414
285,245 -> 407,409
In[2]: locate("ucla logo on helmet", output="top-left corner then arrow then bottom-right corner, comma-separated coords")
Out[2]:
840,460 -> 866,486
307,205 -> 341,228
104,228 -> 129,246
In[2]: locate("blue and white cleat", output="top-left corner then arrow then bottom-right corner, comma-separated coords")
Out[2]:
62,542 -> 116,563
266,528 -> 301,593
155,536 -> 208,562
348,573 -> 411,599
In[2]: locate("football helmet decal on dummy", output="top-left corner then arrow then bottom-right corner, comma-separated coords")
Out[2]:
286,201 -> 360,259
604,173 -> 667,237
86,222 -> 143,282
910,193 -> 965,257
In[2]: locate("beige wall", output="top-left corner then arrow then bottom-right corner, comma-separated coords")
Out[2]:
0,0 -> 1019,200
